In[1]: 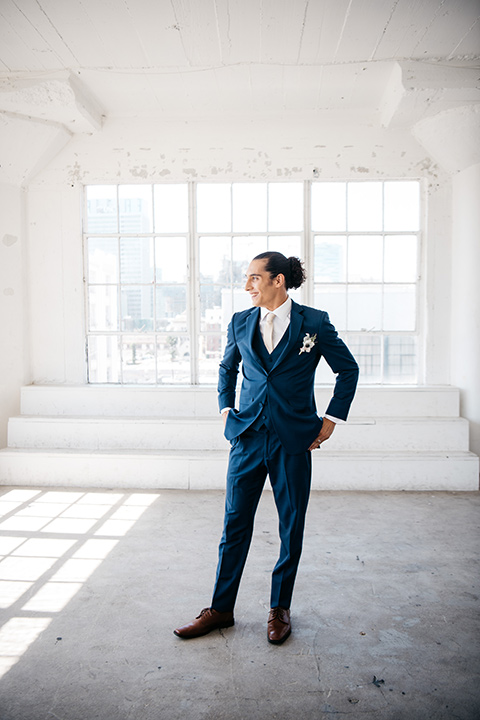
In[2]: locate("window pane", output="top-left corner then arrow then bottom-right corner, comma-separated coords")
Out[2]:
118,185 -> 153,233
198,334 -> 227,384
155,237 -> 187,283
346,334 -> 382,383
384,235 -> 417,282
270,235 -> 301,258
314,236 -> 346,282
288,288 -> 302,304
383,285 -> 416,331
384,335 -> 417,383
200,285 -> 232,332
384,181 -> 420,231
268,183 -> 303,231
120,238 -> 154,283
88,286 -> 119,331
314,285 -> 347,330
199,237 -> 230,284
87,336 -> 120,383
347,285 -> 382,331
232,236 -> 267,285
197,184 -> 231,232
232,184 -> 267,232
121,336 -> 156,384
348,236 -> 383,282
312,182 -> 346,231
86,186 -> 118,233
156,286 -> 187,331
121,287 -> 154,332
233,287 -> 253,314
348,182 -> 382,231
154,184 -> 188,233
156,335 -> 190,384
87,238 -> 118,284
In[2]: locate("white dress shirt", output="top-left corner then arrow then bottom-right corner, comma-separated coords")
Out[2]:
259,296 -> 292,350
221,295 -> 344,424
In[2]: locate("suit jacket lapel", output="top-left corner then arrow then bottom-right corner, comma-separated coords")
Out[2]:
245,307 -> 266,372
271,301 -> 304,371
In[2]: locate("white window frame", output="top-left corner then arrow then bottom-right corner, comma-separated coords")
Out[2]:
83,179 -> 423,385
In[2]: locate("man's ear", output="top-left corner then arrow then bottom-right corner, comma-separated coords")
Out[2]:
275,273 -> 286,287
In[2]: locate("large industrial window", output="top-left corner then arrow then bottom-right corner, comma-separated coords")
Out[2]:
85,184 -> 189,383
197,182 -> 303,382
84,180 -> 421,385
312,181 -> 420,383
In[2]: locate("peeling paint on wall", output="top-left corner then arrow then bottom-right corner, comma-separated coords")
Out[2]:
131,165 -> 148,178
2,234 -> 18,246
415,157 -> 439,179
66,161 -> 84,183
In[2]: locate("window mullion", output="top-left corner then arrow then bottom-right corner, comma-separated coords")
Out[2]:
189,181 -> 199,385
303,180 -> 313,306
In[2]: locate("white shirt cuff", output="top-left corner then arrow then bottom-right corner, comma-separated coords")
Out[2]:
324,414 -> 345,424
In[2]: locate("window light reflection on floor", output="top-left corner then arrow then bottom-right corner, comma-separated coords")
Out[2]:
0,617 -> 52,678
0,582 -> 33,608
0,489 -> 160,679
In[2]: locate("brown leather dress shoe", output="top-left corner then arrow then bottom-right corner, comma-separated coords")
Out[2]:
173,607 -> 234,639
267,607 -> 291,645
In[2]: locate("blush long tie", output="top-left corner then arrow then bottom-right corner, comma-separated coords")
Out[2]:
264,312 -> 275,354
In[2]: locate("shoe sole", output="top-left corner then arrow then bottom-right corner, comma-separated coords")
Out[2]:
267,627 -> 291,645
173,619 -> 235,639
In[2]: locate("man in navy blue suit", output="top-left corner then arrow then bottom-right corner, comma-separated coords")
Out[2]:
174,251 -> 359,644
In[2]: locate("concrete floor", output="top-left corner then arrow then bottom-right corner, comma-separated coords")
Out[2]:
0,487 -> 479,720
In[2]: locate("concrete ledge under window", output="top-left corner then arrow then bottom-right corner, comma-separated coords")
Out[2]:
0,385 -> 477,491
18,384 -> 460,418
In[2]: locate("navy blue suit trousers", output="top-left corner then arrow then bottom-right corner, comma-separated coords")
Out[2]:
211,426 -> 311,612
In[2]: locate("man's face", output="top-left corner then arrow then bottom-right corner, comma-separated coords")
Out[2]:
244,259 -> 285,310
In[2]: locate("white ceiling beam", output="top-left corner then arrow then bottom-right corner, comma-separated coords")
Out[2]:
0,72 -> 104,133
380,60 -> 480,127
412,104 -> 480,174
0,111 -> 71,186
68,73 -> 104,132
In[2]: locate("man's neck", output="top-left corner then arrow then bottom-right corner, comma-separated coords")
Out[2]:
262,294 -> 289,312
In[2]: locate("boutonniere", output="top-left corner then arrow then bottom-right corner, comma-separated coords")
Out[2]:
299,332 -> 317,355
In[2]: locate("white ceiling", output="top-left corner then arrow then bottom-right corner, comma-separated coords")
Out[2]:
1,0 -> 479,121
0,0 -> 479,184
1,0 -> 479,71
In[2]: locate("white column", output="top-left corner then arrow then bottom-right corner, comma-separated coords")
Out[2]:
0,183 -> 28,447
451,163 -> 480,462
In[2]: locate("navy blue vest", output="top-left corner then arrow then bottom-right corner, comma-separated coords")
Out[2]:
250,320 -> 290,431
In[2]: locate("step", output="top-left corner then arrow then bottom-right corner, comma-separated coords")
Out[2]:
7,416 -> 470,452
19,385 -> 461,419
0,448 -> 477,492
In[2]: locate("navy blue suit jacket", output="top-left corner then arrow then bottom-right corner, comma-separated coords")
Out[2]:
218,300 -> 359,454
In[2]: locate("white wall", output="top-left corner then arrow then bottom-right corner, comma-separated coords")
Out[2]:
451,163 -> 480,458
0,183 -> 28,447
27,185 -> 85,385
